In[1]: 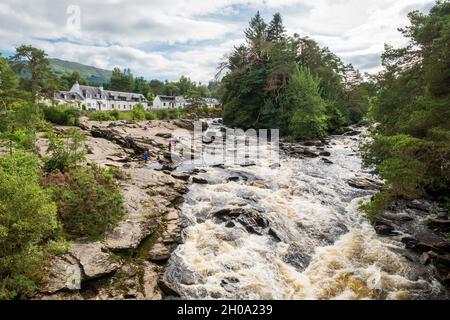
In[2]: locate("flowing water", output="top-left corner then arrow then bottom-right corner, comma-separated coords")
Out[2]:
164,121 -> 446,300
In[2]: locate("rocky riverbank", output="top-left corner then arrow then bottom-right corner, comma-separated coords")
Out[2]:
35,118 -> 207,300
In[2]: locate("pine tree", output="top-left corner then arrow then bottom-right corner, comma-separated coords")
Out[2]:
267,13 -> 286,42
244,11 -> 267,42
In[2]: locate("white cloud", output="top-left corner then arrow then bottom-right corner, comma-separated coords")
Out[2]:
0,0 -> 436,81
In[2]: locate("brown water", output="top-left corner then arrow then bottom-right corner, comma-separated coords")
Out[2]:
164,122 -> 445,300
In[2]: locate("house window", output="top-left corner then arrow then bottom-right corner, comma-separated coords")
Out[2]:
163,102 -> 166,107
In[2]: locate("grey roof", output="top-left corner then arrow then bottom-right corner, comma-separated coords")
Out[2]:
157,95 -> 176,102
203,98 -> 220,105
67,83 -> 147,102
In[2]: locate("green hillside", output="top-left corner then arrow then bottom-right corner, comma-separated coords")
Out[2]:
49,58 -> 112,85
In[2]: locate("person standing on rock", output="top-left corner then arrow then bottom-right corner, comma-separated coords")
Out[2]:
143,150 -> 150,162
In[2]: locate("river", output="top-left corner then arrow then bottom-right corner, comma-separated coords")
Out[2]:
163,120 -> 445,300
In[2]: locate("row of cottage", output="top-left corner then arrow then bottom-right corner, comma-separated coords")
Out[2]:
54,82 -> 220,111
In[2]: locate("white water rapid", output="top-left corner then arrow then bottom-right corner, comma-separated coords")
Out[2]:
163,120 -> 445,300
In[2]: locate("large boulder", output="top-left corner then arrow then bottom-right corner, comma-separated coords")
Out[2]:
41,255 -> 82,294
212,207 -> 270,236
104,218 -> 159,251
71,242 -> 122,279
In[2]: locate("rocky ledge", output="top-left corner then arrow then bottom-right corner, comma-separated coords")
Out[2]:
373,199 -> 450,290
35,119 -> 199,300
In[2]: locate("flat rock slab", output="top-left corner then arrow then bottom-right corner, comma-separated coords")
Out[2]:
41,255 -> 82,294
71,242 -> 122,279
104,218 -> 159,251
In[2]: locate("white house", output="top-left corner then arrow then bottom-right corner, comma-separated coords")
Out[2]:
152,95 -> 188,110
203,98 -> 221,108
54,82 -> 148,111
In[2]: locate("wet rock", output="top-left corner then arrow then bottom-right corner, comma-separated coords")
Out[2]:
319,151 -> 331,157
348,176 -> 384,190
221,277 -> 240,293
321,158 -> 333,164
104,218 -> 159,251
41,255 -> 82,294
375,224 -> 397,236
192,177 -> 208,184
161,255 -> 205,297
173,119 -> 195,131
303,140 -> 323,147
284,244 -> 312,272
241,162 -> 256,167
71,242 -> 121,279
227,176 -> 240,182
212,207 -> 270,235
171,172 -> 191,182
269,163 -> 281,169
407,199 -> 434,212
427,218 -> 450,231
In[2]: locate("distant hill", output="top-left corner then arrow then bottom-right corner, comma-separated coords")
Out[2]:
49,58 -> 112,85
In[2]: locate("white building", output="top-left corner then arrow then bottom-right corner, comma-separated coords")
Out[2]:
203,98 -> 221,108
54,82 -> 148,111
152,95 -> 188,110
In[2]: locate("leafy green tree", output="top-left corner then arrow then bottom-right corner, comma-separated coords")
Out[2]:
110,68 -> 134,92
131,103 -> 146,120
362,1 -> 450,219
286,66 -> 327,139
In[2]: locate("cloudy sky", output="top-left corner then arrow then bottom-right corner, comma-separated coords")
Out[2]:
0,0 -> 435,83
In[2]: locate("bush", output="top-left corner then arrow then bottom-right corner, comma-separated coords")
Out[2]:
131,103 -> 146,120
0,152 -> 58,299
155,109 -> 169,120
88,111 -> 116,121
144,110 -> 157,120
43,105 -> 81,126
50,165 -> 124,239
44,128 -> 86,173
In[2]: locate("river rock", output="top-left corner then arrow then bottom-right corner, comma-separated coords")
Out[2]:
319,151 -> 331,157
104,218 -> 159,251
212,207 -> 270,235
303,140 -> 323,147
192,177 -> 208,184
41,255 -> 82,294
321,158 -> 333,164
171,172 -> 191,182
407,199 -> 434,212
284,244 -> 312,272
348,176 -> 384,190
427,218 -> 450,231
71,242 -> 121,279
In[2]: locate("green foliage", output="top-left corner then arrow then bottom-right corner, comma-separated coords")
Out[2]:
43,105 -> 81,126
0,101 -> 44,151
0,56 -> 22,107
0,152 -> 58,299
44,128 -> 86,173
50,165 -> 124,239
362,1 -> 450,219
221,12 -> 370,140
9,45 -> 57,102
285,66 -> 327,140
131,103 -> 146,120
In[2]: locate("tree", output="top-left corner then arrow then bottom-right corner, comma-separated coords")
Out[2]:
60,71 -> 86,90
9,45 -> 53,103
0,56 -> 20,108
362,1 -> 450,219
110,68 -> 134,92
267,13 -> 286,42
286,66 -> 327,140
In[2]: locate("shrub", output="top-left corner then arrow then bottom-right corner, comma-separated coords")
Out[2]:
155,109 -> 169,120
144,110 -> 157,120
0,152 -> 58,299
44,128 -> 86,173
50,165 -> 124,239
88,111 -> 115,121
43,105 -> 81,126
131,103 -> 146,120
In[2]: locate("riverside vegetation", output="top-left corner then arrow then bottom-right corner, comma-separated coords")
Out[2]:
0,1 -> 449,300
